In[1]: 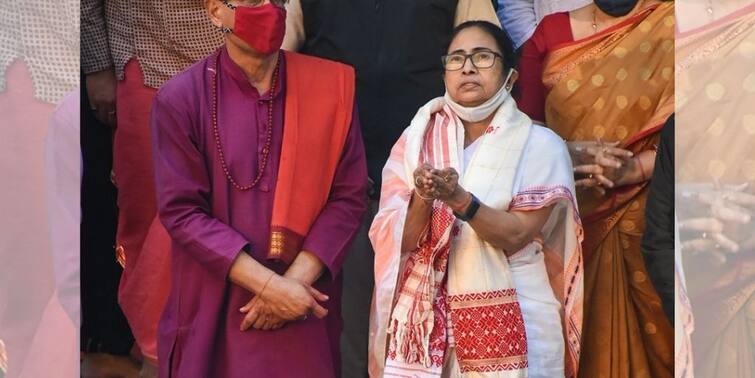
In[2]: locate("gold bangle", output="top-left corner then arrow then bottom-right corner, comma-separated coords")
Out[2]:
636,156 -> 648,182
414,190 -> 434,203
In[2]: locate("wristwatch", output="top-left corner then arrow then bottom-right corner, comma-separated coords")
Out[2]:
453,193 -> 481,222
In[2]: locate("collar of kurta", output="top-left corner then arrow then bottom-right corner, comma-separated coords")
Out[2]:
219,46 -> 285,100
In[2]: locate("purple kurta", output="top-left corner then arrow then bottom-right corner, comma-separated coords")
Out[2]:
150,48 -> 367,378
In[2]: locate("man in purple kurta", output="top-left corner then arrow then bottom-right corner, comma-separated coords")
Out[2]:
149,1 -> 367,376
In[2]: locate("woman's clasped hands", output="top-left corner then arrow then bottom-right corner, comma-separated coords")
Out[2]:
413,163 -> 469,210
569,140 -> 636,195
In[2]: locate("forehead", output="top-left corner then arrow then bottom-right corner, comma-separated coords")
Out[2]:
448,27 -> 499,53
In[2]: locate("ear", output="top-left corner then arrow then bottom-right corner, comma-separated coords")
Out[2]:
206,0 -> 229,29
506,68 -> 520,88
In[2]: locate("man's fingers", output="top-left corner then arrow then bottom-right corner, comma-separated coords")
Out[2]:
239,297 -> 258,313
308,286 -> 329,302
241,309 -> 259,331
679,217 -> 724,233
311,302 -> 329,319
252,313 -> 268,330
263,316 -> 283,331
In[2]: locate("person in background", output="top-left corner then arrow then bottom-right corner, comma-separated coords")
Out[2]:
151,0 -> 367,376
496,0 -> 591,47
515,0 -> 675,376
1,0 -> 77,376
676,2 -> 755,376
282,2 -> 499,376
641,116 -> 674,323
0,340 -> 6,378
81,0 -> 223,374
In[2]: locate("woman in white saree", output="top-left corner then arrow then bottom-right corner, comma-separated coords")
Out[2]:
368,21 -> 584,378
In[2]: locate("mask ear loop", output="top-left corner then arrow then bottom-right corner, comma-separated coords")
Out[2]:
503,68 -> 516,92
219,0 -> 236,33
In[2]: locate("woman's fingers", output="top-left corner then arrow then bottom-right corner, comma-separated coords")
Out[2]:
695,192 -> 752,223
575,178 -> 607,195
681,233 -> 738,255
725,191 -> 755,207
575,178 -> 599,187
712,232 -> 740,253
585,145 -> 634,159
711,202 -> 752,224
678,217 -> 724,233
680,239 -> 728,263
708,249 -> 728,265
574,164 -> 613,189
594,174 -> 615,188
698,190 -> 755,208
594,152 -> 625,169
681,238 -> 714,253
576,175 -> 614,189
741,233 -> 755,250
574,164 -> 603,175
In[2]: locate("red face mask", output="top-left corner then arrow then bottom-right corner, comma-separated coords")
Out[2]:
225,2 -> 286,54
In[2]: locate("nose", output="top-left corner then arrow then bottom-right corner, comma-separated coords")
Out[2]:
461,57 -> 477,75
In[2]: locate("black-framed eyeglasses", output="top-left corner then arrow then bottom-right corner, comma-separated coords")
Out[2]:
441,50 -> 502,71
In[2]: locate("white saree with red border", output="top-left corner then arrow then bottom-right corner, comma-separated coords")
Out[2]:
368,95 -> 584,378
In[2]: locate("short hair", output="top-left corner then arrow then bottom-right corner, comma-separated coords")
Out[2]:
449,20 -> 519,73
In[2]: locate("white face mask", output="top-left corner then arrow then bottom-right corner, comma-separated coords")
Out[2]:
444,69 -> 515,122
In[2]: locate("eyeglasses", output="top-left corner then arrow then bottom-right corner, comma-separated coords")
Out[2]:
441,50 -> 502,71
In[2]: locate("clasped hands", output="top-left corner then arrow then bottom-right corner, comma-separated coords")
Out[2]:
238,272 -> 328,332
413,164 -> 470,211
569,140 -> 637,195
678,182 -> 755,264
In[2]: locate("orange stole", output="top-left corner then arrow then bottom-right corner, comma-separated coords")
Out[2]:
267,51 -> 356,264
